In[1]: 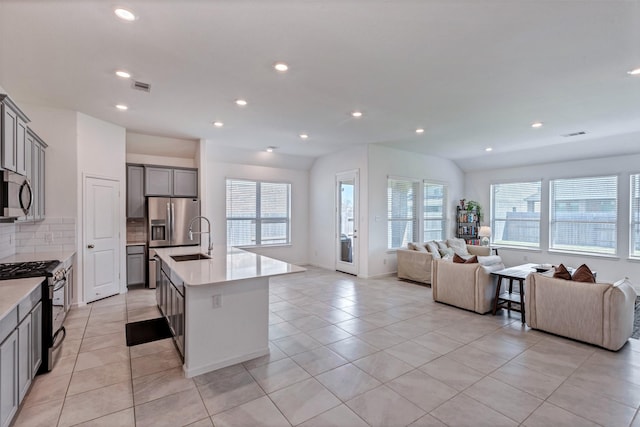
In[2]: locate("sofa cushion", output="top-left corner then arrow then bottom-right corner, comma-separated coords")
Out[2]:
572,264 -> 596,283
436,241 -> 448,251
453,254 -> 478,264
553,264 -> 572,280
439,247 -> 455,258
425,241 -> 441,258
447,238 -> 470,256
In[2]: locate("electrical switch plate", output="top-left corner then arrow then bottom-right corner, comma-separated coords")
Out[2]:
212,294 -> 222,308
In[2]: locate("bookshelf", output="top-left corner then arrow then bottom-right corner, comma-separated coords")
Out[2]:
456,206 -> 480,245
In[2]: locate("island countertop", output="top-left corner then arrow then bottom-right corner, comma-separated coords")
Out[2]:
153,246 -> 306,286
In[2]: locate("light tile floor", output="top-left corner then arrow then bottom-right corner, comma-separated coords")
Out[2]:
12,266 -> 640,426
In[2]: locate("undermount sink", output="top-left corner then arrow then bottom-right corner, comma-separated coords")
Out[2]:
171,253 -> 211,262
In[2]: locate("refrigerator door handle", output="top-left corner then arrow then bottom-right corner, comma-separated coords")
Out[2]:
166,202 -> 172,244
171,203 -> 176,245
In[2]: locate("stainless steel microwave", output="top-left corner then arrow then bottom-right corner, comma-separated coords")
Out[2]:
1,171 -> 33,219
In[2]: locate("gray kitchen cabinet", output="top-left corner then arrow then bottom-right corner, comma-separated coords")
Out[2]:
127,165 -> 145,218
17,314 -> 31,402
144,166 -> 198,197
0,95 -> 30,175
173,169 -> 198,197
157,266 -> 184,358
0,329 -> 18,427
20,129 -> 47,223
145,167 -> 173,196
126,245 -> 146,286
30,302 -> 42,377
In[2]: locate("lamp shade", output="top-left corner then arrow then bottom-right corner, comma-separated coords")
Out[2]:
478,226 -> 491,237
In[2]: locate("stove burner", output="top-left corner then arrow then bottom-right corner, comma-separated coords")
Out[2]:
0,260 -> 60,279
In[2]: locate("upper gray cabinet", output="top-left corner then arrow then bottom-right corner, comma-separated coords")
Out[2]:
127,165 -> 145,218
20,128 -> 46,223
144,166 -> 197,198
1,95 -> 30,176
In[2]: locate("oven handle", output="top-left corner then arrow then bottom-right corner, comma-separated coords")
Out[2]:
51,326 -> 66,351
52,278 -> 66,293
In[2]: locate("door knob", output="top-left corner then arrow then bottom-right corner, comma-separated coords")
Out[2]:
87,244 -> 95,249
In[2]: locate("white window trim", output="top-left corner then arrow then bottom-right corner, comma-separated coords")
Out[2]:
423,180 -> 448,242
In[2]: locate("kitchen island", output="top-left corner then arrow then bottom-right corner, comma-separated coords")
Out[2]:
153,246 -> 305,378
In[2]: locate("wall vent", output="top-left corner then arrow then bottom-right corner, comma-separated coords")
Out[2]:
132,80 -> 151,92
562,131 -> 586,137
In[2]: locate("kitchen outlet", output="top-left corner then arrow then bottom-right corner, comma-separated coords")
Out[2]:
212,294 -> 222,308
44,232 -> 54,243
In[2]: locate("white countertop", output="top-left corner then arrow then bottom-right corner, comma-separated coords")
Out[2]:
0,277 -> 44,321
154,246 -> 306,286
0,250 -> 76,264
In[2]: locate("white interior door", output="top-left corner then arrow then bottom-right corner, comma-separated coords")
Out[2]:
336,170 -> 359,275
84,176 -> 120,303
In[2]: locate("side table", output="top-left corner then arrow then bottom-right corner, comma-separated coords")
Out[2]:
491,263 -> 537,324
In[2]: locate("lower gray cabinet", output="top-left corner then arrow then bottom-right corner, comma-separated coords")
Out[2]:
0,330 -> 18,427
31,302 -> 42,377
17,314 -> 32,402
126,245 -> 146,286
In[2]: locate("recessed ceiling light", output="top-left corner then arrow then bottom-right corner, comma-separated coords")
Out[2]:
351,111 -> 363,118
531,122 -> 543,128
235,99 -> 248,106
416,128 -> 425,134
274,62 -> 289,72
213,121 -> 224,127
115,104 -> 128,110
299,134 -> 309,139
266,146 -> 277,152
115,70 -> 131,78
485,147 -> 493,152
114,8 -> 136,21
627,68 -> 640,75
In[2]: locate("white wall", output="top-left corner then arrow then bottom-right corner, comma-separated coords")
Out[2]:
465,152 -> 640,283
205,150 -> 309,265
126,153 -> 196,168
77,113 -> 127,302
368,145 -> 466,277
309,145 -> 369,274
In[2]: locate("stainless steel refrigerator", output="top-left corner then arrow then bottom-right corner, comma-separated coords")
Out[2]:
148,197 -> 201,247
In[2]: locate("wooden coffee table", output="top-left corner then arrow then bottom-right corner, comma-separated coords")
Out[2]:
491,263 -> 538,323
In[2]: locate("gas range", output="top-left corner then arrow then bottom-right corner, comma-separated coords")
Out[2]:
0,260 -> 60,279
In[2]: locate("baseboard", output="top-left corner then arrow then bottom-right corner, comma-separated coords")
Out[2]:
183,347 -> 270,378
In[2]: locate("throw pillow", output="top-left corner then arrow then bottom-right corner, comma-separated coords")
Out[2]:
572,264 -> 596,283
425,241 -> 441,259
439,247 -> 455,258
436,241 -> 448,251
453,254 -> 478,264
407,242 -> 418,250
553,264 -> 572,280
446,238 -> 470,256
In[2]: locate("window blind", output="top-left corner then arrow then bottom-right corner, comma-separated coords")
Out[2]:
630,174 -> 640,257
424,181 -> 447,242
491,181 -> 541,248
226,179 -> 291,246
387,178 -> 418,249
550,175 -> 617,255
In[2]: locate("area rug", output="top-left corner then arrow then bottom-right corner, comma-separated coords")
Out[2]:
633,296 -> 640,339
125,317 -> 172,346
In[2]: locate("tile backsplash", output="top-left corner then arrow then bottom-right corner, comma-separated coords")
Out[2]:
127,218 -> 147,243
16,217 -> 77,254
0,223 -> 16,259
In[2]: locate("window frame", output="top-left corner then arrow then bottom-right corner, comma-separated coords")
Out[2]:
490,180 -> 542,249
423,180 -> 448,242
387,176 -> 419,250
225,178 -> 292,247
631,173 -> 640,259
549,174 -> 618,256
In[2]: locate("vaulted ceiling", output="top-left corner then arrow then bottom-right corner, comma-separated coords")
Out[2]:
1,0 -> 639,171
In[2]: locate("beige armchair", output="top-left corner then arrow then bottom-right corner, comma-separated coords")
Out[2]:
397,244 -> 490,285
525,273 -> 635,351
431,258 -> 505,314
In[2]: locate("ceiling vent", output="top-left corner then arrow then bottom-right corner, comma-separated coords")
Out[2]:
132,80 -> 151,93
562,131 -> 586,138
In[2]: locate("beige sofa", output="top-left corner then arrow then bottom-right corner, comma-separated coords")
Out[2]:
397,244 -> 490,284
525,273 -> 635,351
431,258 -> 505,313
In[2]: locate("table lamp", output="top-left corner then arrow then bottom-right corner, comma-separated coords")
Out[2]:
478,226 -> 491,246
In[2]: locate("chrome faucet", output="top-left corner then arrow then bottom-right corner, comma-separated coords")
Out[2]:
188,216 -> 213,255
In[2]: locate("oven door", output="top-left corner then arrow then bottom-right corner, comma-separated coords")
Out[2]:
49,274 -> 68,371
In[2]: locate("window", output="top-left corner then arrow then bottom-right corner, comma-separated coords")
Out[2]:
387,178 -> 418,249
226,179 -> 291,246
491,181 -> 541,248
424,181 -> 447,241
631,174 -> 640,258
550,175 -> 617,255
